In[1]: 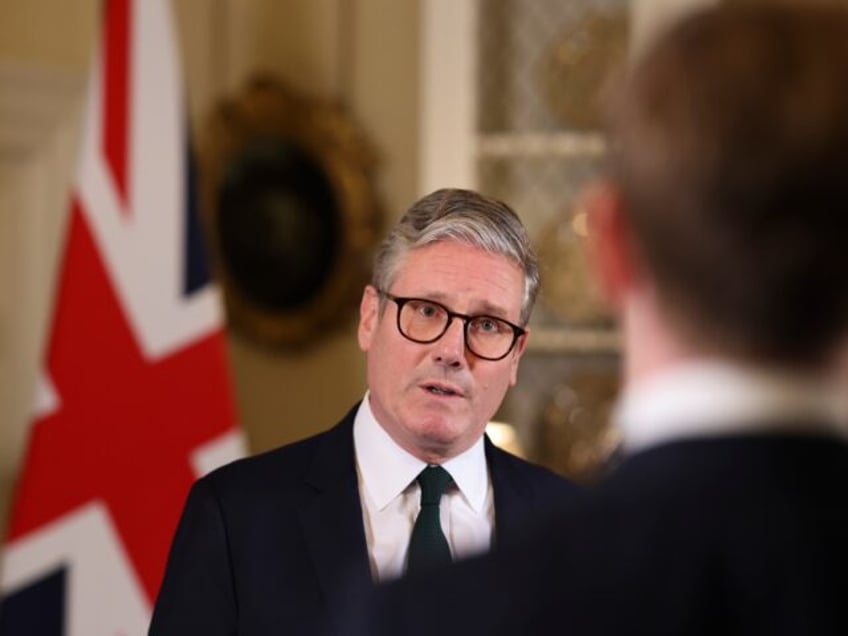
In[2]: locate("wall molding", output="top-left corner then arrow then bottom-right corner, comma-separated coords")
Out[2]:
0,60 -> 86,535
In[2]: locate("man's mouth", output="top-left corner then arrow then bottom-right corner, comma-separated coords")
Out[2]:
425,384 -> 460,397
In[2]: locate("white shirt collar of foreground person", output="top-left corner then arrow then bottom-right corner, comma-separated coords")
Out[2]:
614,360 -> 848,455
353,392 -> 493,581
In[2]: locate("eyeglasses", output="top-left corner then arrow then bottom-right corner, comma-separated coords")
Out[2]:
377,289 -> 526,361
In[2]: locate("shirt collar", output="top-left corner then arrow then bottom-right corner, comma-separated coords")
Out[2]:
353,392 -> 489,513
614,360 -> 848,453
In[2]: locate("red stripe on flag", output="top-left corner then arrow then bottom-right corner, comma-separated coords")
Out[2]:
104,0 -> 131,209
3,1 -> 243,618
7,202 -> 238,600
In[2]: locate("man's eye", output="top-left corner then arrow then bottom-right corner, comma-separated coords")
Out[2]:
473,317 -> 502,333
414,302 -> 442,319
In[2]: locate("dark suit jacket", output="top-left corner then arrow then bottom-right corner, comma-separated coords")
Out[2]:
148,403 -> 580,635
359,428 -> 848,635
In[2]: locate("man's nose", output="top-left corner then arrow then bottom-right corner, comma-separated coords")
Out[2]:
432,317 -> 467,367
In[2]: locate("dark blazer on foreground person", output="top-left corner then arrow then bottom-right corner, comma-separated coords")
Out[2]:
148,403 -> 581,635
357,428 -> 848,636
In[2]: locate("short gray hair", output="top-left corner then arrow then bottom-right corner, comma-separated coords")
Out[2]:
372,188 -> 539,324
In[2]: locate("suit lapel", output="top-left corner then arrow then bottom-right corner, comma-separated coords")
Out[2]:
299,407 -> 373,606
486,437 -> 533,550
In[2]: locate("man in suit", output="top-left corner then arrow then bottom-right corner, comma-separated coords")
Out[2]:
358,3 -> 848,634
148,188 -> 580,634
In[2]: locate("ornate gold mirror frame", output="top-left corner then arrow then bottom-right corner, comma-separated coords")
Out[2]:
199,75 -> 382,349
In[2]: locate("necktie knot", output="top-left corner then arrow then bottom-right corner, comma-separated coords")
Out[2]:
416,465 -> 452,506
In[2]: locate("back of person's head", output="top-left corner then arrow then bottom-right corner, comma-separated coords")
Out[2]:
607,1 -> 848,368
372,188 -> 540,324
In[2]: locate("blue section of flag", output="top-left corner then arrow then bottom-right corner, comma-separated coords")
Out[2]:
183,130 -> 211,295
0,566 -> 67,635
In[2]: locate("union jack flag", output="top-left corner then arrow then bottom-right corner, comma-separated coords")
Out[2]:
0,0 -> 244,633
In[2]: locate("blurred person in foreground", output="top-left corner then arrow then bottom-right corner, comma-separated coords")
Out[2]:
148,188 -> 580,635
353,4 -> 848,634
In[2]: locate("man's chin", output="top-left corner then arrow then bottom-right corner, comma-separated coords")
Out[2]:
412,422 -> 479,461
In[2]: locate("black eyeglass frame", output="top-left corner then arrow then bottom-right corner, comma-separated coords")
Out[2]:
377,289 -> 527,361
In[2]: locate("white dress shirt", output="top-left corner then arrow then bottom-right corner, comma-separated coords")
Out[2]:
353,393 -> 494,582
614,360 -> 848,454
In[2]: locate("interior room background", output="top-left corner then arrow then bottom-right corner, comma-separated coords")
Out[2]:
0,0 -> 712,537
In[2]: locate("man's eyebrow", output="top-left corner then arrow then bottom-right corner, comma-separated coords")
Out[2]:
415,292 -> 513,319
472,302 -> 512,319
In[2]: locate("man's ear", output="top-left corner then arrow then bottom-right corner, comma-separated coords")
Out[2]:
358,285 -> 380,352
507,327 -> 529,387
583,180 -> 637,311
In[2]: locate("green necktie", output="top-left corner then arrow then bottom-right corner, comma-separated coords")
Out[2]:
406,465 -> 453,575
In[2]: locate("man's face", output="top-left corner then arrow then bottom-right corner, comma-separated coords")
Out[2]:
358,240 -> 528,463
